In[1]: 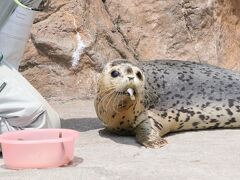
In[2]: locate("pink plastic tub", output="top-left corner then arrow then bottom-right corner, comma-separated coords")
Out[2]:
0,128 -> 79,169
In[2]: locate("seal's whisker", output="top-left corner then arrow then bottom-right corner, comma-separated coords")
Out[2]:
97,86 -> 116,96
97,90 -> 111,114
98,90 -> 115,113
101,92 -> 112,111
103,91 -> 116,111
113,92 -> 120,113
112,93 -> 118,113
105,92 -> 116,111
98,87 -> 116,102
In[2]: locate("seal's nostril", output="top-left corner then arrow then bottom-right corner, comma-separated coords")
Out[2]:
128,77 -> 134,80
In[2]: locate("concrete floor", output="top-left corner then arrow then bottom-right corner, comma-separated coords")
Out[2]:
0,100 -> 240,180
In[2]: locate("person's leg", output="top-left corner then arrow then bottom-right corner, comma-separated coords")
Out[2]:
0,61 -> 60,134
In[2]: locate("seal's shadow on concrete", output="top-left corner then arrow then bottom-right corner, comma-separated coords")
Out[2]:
61,118 -> 103,132
98,129 -> 141,147
61,118 -> 141,147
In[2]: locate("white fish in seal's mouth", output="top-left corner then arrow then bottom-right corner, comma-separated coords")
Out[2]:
127,88 -> 135,101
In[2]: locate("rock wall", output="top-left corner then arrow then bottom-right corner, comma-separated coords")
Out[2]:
21,0 -> 240,100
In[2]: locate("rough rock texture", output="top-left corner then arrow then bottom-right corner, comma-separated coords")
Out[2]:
20,0 -> 240,100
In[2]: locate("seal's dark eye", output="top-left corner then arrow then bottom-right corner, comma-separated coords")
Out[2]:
136,71 -> 143,80
111,70 -> 120,78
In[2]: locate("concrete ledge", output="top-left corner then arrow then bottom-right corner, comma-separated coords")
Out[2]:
0,100 -> 240,180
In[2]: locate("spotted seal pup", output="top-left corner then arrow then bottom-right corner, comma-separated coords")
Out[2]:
94,59 -> 240,148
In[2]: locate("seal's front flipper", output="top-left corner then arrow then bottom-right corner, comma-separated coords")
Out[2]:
134,113 -> 168,148
142,137 -> 167,148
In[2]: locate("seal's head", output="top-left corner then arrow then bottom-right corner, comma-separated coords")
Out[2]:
95,59 -> 145,131
98,60 -> 145,103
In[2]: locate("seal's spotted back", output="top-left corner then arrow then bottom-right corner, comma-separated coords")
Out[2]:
139,60 -> 240,131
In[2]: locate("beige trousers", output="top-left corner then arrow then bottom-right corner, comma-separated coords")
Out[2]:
0,60 -> 61,133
